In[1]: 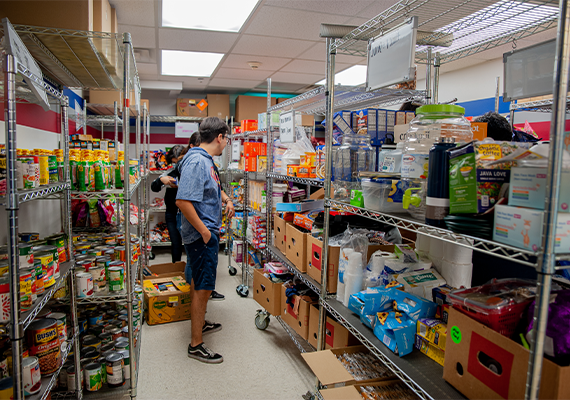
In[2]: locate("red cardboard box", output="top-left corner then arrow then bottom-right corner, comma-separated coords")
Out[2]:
245,157 -> 257,172
241,119 -> 258,132
443,307 -> 570,399
285,224 -> 308,272
281,285 -> 315,340
253,268 -> 281,316
308,304 -> 320,348
325,316 -> 359,349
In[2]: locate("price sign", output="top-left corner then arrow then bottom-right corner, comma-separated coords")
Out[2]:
2,18 -> 50,111
279,110 -> 295,143
175,122 -> 199,138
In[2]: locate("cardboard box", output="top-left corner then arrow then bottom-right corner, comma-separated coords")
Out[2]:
508,167 -> 570,212
110,6 -> 118,33
325,317 -> 359,349
308,304 -> 320,349
417,318 -> 447,351
89,90 -> 135,106
235,95 -> 277,122
93,0 -> 112,32
493,204 -> 570,253
245,156 -> 257,172
143,276 -> 192,325
145,261 -> 186,280
415,335 -> 445,366
301,345 -> 393,386
176,98 -> 208,117
253,268 -> 281,316
443,307 -> 570,399
207,94 -> 230,120
319,381 -> 404,400
274,216 -> 288,254
285,224 -> 308,272
280,285 -> 314,340
276,199 -> 325,213
0,1 -> 94,31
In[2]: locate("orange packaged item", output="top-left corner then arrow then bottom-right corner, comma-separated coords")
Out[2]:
245,157 -> 257,172
306,152 -> 316,166
297,166 -> 309,178
293,210 -> 321,230
287,164 -> 299,177
309,166 -> 317,178
300,155 -> 307,166
259,143 -> 267,156
241,120 -> 258,132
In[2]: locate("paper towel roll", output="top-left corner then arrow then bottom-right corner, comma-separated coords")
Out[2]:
370,253 -> 385,275
346,251 -> 363,275
416,231 -> 431,253
443,241 -> 474,264
441,259 -> 472,288
343,271 -> 364,305
429,237 -> 444,259
338,248 -> 354,284
336,282 -> 345,303
431,256 -> 443,274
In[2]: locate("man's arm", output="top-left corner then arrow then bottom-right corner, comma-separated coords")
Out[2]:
176,199 -> 211,244
221,190 -> 235,219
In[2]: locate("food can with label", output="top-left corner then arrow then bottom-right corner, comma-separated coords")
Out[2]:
84,362 -> 102,391
46,234 -> 67,263
108,267 -> 124,292
105,352 -> 124,387
49,312 -> 67,342
48,155 -> 58,184
109,328 -> 122,341
33,245 -> 59,279
19,266 -> 33,310
20,232 -> 40,243
76,259 -> 93,272
59,361 -> 73,389
22,356 -> 41,395
0,377 -> 13,400
101,344 -> 115,354
118,350 -> 130,380
38,155 -> 49,186
76,272 -> 93,298
26,318 -> 61,375
18,243 -> 33,268
87,313 -> 103,327
97,356 -> 107,384
90,266 -> 106,292
66,365 -> 84,391
99,332 -> 113,345
114,246 -> 126,262
33,260 -> 44,296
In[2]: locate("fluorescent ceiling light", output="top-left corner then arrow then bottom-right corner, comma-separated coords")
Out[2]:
316,65 -> 368,86
162,0 -> 260,32
161,50 -> 224,77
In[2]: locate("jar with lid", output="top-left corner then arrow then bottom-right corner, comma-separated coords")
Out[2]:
332,132 -> 376,201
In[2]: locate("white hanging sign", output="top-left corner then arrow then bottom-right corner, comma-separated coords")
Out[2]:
366,17 -> 418,91
175,122 -> 199,138
2,18 -> 50,111
279,110 -> 295,143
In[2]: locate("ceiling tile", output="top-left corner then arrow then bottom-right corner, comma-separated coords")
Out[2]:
232,35 -> 316,58
159,28 -> 238,53
111,0 -> 156,27
269,71 -> 323,85
208,78 -> 264,89
136,64 -> 158,75
213,68 -> 272,81
357,0 -> 404,19
256,81 -> 307,93
119,25 -> 156,48
244,6 -> 348,41
220,55 -> 291,71
296,42 -> 366,64
280,60 -> 325,74
263,0 -> 375,16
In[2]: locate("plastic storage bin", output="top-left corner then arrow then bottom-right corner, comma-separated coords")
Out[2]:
361,177 -> 408,213
447,278 -> 536,337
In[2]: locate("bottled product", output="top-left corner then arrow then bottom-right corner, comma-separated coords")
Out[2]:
380,142 -> 404,173
332,133 -> 376,201
426,137 -> 456,227
376,142 -> 395,172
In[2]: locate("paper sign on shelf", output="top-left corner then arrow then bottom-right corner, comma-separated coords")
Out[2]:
366,16 -> 418,91
2,18 -> 50,111
280,110 -> 295,143
175,122 -> 199,138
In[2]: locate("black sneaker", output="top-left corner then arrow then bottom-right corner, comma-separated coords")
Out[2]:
187,343 -> 223,364
202,320 -> 222,334
209,291 -> 225,301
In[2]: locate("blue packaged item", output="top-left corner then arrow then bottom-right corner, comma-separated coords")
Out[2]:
348,292 -> 366,315
360,313 -> 376,329
392,289 -> 437,321
373,311 -> 416,356
361,285 -> 402,316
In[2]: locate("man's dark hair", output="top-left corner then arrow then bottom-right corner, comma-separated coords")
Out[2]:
165,144 -> 185,164
188,131 -> 201,147
199,117 -> 229,144
474,111 -> 512,141
399,101 -> 420,112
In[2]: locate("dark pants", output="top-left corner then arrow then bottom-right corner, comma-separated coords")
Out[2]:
165,208 -> 183,263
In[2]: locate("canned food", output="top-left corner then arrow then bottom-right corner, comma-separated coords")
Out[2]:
20,232 -> 40,242
0,260 -> 7,278
88,313 -> 103,327
52,285 -> 66,300
33,261 -> 45,296
101,349 -> 115,359
81,335 -> 96,345
0,353 -> 8,379
115,341 -> 129,351
99,332 -> 113,345
46,234 -> 67,263
48,155 -> 58,183
26,318 -> 61,375
121,326 -> 128,337
83,336 -> 101,353
109,328 -> 122,341
0,377 -> 13,399
19,266 -> 33,310
59,361 -> 73,389
22,356 -> 41,395
84,362 -> 102,391
79,319 -> 88,335
66,365 -> 84,391
47,312 -> 67,340
88,325 -> 104,337
108,267 -> 124,292
76,259 -> 93,272
106,310 -> 119,319
118,315 -> 128,328
105,352 -> 124,388
81,349 -> 99,363
90,267 -> 105,292
101,343 -> 115,353
117,235 -> 125,246
117,350 -> 130,380
76,272 -> 93,298
19,243 -> 33,268
74,243 -> 91,254
114,247 -> 126,262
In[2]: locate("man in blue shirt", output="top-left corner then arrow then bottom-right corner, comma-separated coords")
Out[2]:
176,117 -> 234,363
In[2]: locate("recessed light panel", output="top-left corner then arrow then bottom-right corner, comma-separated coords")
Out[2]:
162,0 -> 260,32
161,50 -> 224,77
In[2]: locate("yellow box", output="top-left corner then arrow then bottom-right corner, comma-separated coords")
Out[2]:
415,335 -> 445,366
417,318 -> 447,351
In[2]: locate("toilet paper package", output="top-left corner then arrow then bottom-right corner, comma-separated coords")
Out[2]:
443,240 -> 473,264
441,259 -> 473,288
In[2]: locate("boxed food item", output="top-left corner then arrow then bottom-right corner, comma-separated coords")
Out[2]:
143,276 -> 192,325
415,335 -> 445,366
493,204 -> 570,253
280,285 -> 315,340
448,141 -> 531,214
443,307 -> 570,399
276,199 -> 324,213
373,311 -> 417,356
508,167 -> 570,212
241,119 -> 258,132
253,268 -> 281,316
395,268 -> 447,299
144,261 -> 186,279
293,210 -> 321,231
417,318 -> 447,351
285,224 -> 308,272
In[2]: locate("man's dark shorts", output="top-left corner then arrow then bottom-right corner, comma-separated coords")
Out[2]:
184,232 -> 218,291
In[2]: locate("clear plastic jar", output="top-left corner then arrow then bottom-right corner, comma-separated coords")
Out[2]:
332,133 -> 376,201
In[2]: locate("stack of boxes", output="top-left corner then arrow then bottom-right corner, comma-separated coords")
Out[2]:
244,142 -> 267,172
70,134 -> 117,161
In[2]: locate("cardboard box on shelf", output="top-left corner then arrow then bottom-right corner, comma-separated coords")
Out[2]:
325,317 -> 359,349
508,167 -> 570,211
235,95 -> 277,122
89,90 -> 135,106
176,98 -> 208,117
301,345 -> 394,386
110,6 -> 118,33
93,0 -> 112,32
274,216 -> 288,254
207,94 -> 230,120
308,304 -> 320,348
143,275 -> 192,325
253,268 -> 281,316
443,307 -> 570,399
319,381 -> 404,400
145,262 -> 186,280
280,285 -> 315,340
276,199 -> 325,213
0,1 -> 94,31
285,224 -> 308,272
245,157 -> 257,172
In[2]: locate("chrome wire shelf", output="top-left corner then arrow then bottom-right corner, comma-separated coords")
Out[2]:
329,0 -> 558,64
268,86 -> 425,115
267,245 -> 321,295
86,114 -> 122,127
246,171 -> 267,181
0,181 -> 70,205
267,173 -> 324,187
150,115 -> 204,123
322,298 -> 464,400
510,97 -> 570,112
71,177 -> 143,199
275,315 -> 315,354
327,199 -> 551,268
230,129 -> 267,140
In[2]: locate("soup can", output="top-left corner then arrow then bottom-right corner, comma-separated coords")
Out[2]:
90,266 -> 106,292
101,345 -> 115,355
108,267 -> 124,292
118,350 -> 130,380
20,232 -> 40,242
76,259 -> 93,272
87,313 -> 103,327
97,356 -> 107,384
76,272 -> 93,298
66,365 -> 83,391
59,361 -> 73,389
99,332 -> 113,345
117,235 -> 126,246
109,328 -> 122,341
114,247 -> 126,262
33,260 -> 44,296
22,356 -> 41,395
33,245 -> 59,279
46,234 -> 67,263
27,318 -> 61,375
18,243 -> 33,268
105,352 -> 124,388
84,362 -> 102,391
19,266 -> 33,310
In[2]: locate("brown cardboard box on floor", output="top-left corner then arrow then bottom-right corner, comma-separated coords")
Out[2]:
274,216 -> 288,254
253,268 -> 281,316
280,285 -> 316,340
235,96 -> 277,122
207,94 -> 230,120
319,381 -> 404,400
301,345 -> 395,386
308,304 -> 320,348
0,1 -> 94,31
443,307 -> 570,399
143,275 -> 192,325
177,98 -> 208,117
286,224 -> 308,272
145,262 -> 186,280
324,317 -> 359,349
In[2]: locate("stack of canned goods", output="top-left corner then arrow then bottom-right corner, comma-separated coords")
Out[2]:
0,232 -> 69,322
14,148 -> 62,189
73,232 -> 142,298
